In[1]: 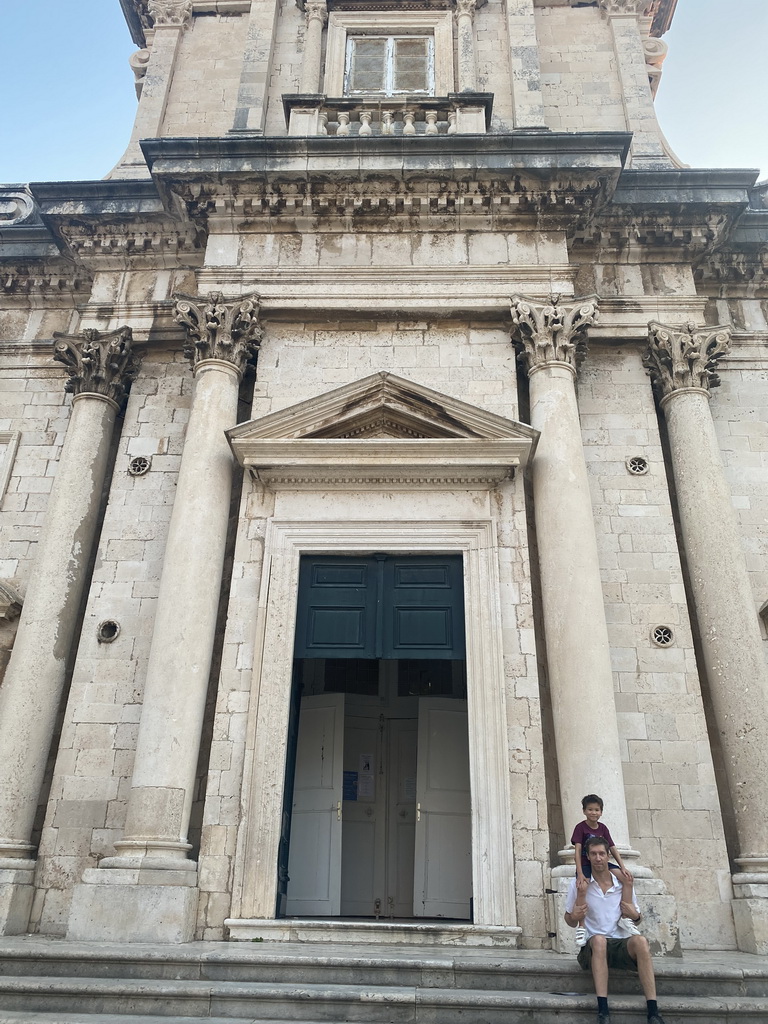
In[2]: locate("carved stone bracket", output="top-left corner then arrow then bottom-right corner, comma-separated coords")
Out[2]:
147,0 -> 193,26
174,292 -> 262,375
644,321 -> 732,402
53,327 -> 140,407
510,295 -> 599,375
598,0 -> 655,15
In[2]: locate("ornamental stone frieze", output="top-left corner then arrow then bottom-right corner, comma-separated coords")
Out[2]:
147,0 -> 193,26
174,292 -> 262,375
643,321 -> 732,402
53,326 -> 140,407
510,295 -> 599,375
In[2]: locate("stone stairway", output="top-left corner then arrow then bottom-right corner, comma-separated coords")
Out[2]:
0,937 -> 766,1023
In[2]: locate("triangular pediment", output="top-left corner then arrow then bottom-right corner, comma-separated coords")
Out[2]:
227,373 -> 538,488
229,372 -> 537,444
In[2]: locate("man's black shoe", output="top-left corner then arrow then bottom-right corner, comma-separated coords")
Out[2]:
597,1013 -> 611,1024
647,1015 -> 667,1024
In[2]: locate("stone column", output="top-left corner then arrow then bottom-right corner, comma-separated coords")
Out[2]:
68,294 -> 260,944
111,0 -> 193,178
0,328 -> 138,935
512,298 -> 679,955
645,321 -> 768,954
598,0 -> 669,167
300,0 -> 328,94
511,296 -> 632,851
455,0 -> 479,93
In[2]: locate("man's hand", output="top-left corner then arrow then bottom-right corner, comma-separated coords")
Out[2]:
576,875 -> 588,893
615,868 -> 633,885
571,902 -> 587,920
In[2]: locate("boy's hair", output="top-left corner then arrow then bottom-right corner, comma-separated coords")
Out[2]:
581,793 -> 604,810
584,835 -> 610,855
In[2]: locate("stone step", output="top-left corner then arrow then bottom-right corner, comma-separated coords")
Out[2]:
0,941 -> 767,999
0,975 -> 766,1023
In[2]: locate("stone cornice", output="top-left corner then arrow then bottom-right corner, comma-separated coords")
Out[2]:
52,327 -> 141,407
643,321 -> 732,402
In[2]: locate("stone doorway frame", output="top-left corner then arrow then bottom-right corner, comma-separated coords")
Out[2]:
229,518 -> 519,931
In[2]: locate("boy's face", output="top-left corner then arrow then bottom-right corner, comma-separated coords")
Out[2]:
584,802 -> 602,826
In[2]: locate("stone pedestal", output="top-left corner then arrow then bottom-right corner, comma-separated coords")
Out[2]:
731,885 -> 768,956
0,862 -> 35,937
68,868 -> 198,944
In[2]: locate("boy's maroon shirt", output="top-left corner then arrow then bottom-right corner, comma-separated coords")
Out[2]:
571,820 -> 615,867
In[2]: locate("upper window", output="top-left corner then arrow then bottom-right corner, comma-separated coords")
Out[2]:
344,35 -> 435,97
324,11 -> 454,98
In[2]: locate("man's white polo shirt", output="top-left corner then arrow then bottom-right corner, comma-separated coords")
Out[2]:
565,875 -> 640,939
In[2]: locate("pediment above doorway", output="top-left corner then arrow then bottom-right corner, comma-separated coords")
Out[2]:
227,373 -> 538,488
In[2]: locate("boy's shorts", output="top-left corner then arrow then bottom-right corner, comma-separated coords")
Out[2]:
577,936 -> 637,973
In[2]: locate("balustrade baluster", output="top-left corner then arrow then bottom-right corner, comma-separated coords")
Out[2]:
425,110 -> 439,136
337,111 -> 350,136
402,109 -> 416,136
382,111 -> 394,135
319,112 -> 328,136
447,111 -> 457,135
359,110 -> 373,137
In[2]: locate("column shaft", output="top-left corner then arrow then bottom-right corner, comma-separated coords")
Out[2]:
300,3 -> 327,94
0,396 -> 117,855
528,364 -> 630,845
456,3 -> 478,93
116,360 -> 240,861
663,390 -> 768,865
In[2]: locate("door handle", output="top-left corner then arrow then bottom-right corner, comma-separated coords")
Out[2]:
337,801 -> 342,821
416,802 -> 421,822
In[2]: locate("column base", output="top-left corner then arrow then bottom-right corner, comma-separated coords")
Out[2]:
732,883 -> 768,955
548,869 -> 681,956
0,862 -> 35,935
67,867 -> 199,943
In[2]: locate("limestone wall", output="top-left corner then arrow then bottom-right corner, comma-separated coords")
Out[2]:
535,4 -> 626,134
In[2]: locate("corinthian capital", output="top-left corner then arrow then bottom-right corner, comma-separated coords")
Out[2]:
147,0 -> 193,27
53,327 -> 139,407
598,0 -> 654,15
174,293 -> 262,375
454,0 -> 477,19
643,321 -> 732,402
305,0 -> 328,26
510,295 -> 599,375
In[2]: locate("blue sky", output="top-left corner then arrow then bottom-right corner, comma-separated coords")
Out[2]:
1,0 -> 766,183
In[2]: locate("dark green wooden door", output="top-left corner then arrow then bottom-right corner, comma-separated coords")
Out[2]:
294,555 -> 465,660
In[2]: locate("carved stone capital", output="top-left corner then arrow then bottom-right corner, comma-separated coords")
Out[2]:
305,0 -> 328,27
644,321 -> 732,402
147,0 -> 193,27
174,293 -> 262,375
53,327 -> 140,407
598,0 -> 654,15
454,0 -> 477,19
510,295 -> 599,375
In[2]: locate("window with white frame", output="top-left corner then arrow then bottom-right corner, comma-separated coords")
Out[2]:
324,11 -> 454,98
344,35 -> 435,97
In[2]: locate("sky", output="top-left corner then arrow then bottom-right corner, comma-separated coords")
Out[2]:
0,0 -> 766,184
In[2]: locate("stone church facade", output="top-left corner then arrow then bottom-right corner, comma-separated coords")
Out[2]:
1,0 -> 767,956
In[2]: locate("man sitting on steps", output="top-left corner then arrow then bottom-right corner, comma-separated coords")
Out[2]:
564,834 -> 667,1024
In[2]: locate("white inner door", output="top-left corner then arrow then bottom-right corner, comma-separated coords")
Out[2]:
285,693 -> 344,916
413,697 -> 471,918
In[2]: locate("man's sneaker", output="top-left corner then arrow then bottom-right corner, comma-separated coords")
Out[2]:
575,926 -> 587,946
647,1015 -> 667,1024
597,1012 -> 611,1024
617,916 -> 641,937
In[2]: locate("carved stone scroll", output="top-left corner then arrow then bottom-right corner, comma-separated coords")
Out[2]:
53,326 -> 139,407
643,321 -> 732,402
174,292 -> 262,375
147,0 -> 193,27
510,295 -> 599,374
598,0 -> 655,15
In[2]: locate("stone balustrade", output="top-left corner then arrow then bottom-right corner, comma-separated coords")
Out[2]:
283,93 -> 493,137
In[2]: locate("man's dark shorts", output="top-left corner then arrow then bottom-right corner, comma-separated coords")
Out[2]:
577,936 -> 637,972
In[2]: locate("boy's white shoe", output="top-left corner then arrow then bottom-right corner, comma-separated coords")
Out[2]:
575,926 -> 588,947
618,916 -> 641,937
